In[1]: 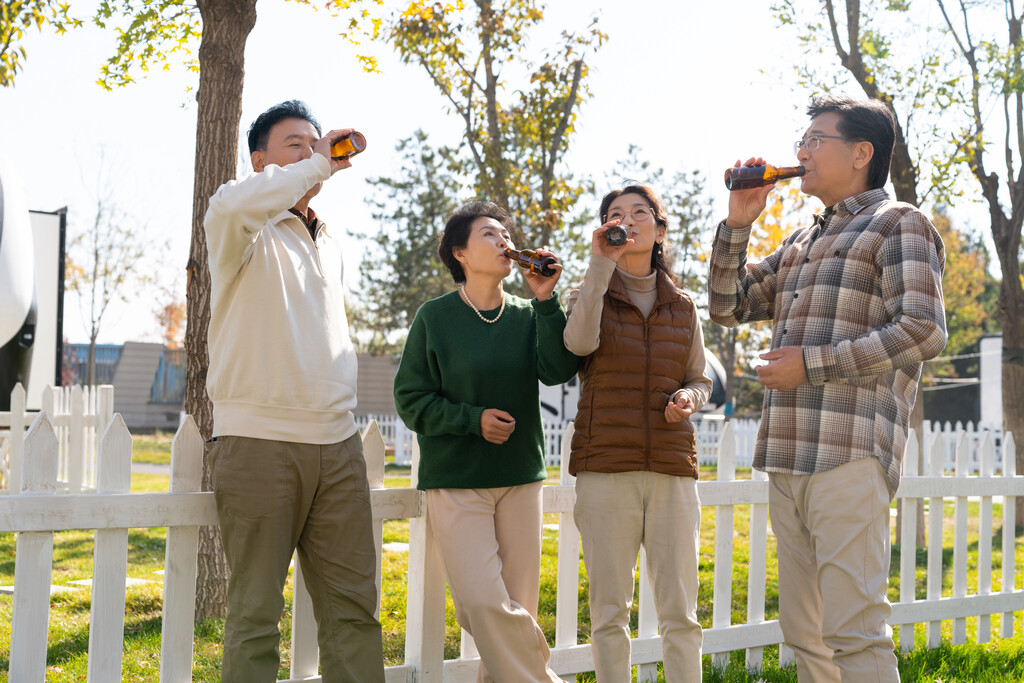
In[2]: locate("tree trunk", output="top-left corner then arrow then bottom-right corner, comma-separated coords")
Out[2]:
476,0 -> 509,210
87,337 -> 97,387
896,383 -> 927,547
187,0 -> 257,624
995,243 -> 1024,526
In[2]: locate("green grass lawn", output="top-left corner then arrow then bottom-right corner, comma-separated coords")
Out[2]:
1,459 -> 1022,682
131,431 -> 174,466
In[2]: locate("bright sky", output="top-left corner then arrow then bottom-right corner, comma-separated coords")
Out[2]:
0,0 -> 966,344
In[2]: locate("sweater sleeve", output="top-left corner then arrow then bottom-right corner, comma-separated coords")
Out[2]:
672,311 -> 713,411
393,307 -> 485,438
533,293 -> 580,386
204,154 -> 332,284
563,255 -> 617,355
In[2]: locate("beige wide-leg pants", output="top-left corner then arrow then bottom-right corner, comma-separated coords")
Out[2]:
426,482 -> 561,683
769,456 -> 900,682
574,470 -> 703,683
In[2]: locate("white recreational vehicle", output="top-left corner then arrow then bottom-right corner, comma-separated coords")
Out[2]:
0,152 -> 36,410
0,152 -> 65,411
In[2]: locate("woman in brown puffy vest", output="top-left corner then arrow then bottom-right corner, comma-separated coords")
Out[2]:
563,184 -> 713,682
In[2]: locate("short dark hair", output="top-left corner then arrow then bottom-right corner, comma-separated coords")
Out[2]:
438,201 -> 516,284
246,100 -> 322,155
806,95 -> 896,190
599,184 -> 677,282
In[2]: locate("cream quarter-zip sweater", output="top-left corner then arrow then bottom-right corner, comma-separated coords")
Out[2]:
204,154 -> 358,444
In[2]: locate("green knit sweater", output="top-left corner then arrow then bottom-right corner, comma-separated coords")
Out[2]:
393,290 -> 579,490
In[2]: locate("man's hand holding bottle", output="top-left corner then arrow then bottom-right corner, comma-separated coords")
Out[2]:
313,128 -> 359,175
724,156 -> 776,229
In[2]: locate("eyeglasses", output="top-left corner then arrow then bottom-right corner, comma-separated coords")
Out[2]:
604,205 -> 655,223
794,134 -> 859,154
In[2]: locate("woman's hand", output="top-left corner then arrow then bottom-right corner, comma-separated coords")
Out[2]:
522,249 -> 560,301
592,220 -> 634,262
665,392 -> 695,424
480,408 -> 516,444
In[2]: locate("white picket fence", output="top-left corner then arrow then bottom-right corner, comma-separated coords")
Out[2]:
0,383 -> 114,495
1,412 -> 1022,681
923,420 -> 1006,474
364,412 -> 764,468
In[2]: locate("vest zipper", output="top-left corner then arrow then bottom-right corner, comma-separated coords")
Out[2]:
643,315 -> 651,469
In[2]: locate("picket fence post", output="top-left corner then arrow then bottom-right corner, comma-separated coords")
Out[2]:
68,385 -> 85,493
8,382 -> 27,495
711,422 -> 736,671
1000,432 -> 1017,639
159,417 -> 204,683
977,433 -> 995,643
87,414 -> 133,682
896,428 -> 920,652
746,464 -> 770,670
10,412 -> 59,683
404,439 -> 445,682
364,419 -> 387,619
555,422 -> 578,683
925,430 -> 944,648
290,555 -> 319,679
951,432 -> 969,644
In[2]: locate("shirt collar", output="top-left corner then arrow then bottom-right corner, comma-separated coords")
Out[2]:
285,207 -> 330,238
812,188 -> 889,228
832,188 -> 890,216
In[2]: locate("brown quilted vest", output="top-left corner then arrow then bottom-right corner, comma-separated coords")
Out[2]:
569,269 -> 699,478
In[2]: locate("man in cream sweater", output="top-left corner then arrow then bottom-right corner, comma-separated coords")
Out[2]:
204,100 -> 384,682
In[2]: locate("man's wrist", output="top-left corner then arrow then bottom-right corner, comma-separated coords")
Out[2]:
721,218 -> 751,230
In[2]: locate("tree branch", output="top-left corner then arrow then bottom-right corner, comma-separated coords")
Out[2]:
823,0 -> 850,65
545,59 -> 583,177
412,51 -> 486,174
937,0 -> 999,217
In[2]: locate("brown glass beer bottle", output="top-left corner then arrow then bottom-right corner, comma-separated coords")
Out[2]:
504,248 -> 557,277
605,222 -> 628,246
331,132 -> 367,160
724,164 -> 805,191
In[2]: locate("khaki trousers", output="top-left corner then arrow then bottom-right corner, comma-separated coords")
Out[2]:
574,471 -> 703,683
211,434 -> 385,683
426,482 -> 561,683
770,456 -> 900,682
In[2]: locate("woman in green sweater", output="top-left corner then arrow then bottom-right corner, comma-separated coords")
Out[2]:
393,201 -> 578,683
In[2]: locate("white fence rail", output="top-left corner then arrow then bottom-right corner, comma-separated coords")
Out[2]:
1,414 -> 1022,681
360,412 -> 765,469
0,383 -> 114,495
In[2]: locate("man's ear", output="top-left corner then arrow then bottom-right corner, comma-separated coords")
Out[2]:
251,150 -> 265,173
853,140 -> 874,171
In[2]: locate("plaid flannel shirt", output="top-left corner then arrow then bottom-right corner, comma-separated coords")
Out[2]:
708,188 -> 947,496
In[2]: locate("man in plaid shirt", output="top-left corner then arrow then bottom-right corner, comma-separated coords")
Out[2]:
708,95 -> 946,682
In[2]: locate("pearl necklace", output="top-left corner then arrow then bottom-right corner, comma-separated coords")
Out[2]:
460,284 -> 505,324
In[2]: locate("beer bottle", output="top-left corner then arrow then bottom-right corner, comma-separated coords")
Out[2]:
724,164 -> 805,191
331,131 -> 367,160
605,222 -> 628,246
504,248 -> 557,277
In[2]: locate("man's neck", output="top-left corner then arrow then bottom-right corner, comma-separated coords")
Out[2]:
817,182 -> 872,209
